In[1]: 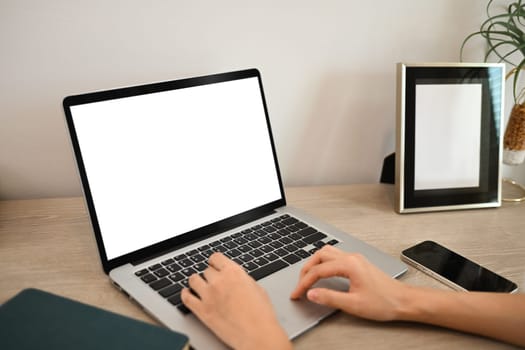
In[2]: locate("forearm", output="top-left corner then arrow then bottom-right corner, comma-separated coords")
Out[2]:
397,286 -> 525,347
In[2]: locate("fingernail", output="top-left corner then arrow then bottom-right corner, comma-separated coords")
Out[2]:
307,289 -> 318,302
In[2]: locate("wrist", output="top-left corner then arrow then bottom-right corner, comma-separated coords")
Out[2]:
393,284 -> 426,322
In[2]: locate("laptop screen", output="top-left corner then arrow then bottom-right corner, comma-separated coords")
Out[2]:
65,70 -> 284,263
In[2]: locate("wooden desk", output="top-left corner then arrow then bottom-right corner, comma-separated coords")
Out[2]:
1,184 -> 523,349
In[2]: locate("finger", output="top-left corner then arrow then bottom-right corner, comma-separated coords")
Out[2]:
202,264 -> 220,282
188,273 -> 208,298
291,260 -> 350,299
181,287 -> 204,316
306,287 -> 352,310
299,245 -> 344,279
208,252 -> 233,271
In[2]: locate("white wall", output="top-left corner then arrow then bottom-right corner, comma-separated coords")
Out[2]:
1,0 -> 523,199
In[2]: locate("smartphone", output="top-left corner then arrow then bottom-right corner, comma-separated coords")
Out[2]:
401,240 -> 518,293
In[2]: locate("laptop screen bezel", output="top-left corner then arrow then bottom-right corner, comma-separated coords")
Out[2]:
63,69 -> 286,274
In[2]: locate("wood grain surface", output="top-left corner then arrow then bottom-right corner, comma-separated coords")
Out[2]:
1,184 -> 523,349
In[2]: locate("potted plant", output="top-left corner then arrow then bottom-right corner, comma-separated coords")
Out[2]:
461,0 -> 525,165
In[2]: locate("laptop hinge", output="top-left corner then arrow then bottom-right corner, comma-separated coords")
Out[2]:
130,209 -> 277,266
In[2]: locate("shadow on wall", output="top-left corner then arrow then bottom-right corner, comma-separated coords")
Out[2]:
287,70 -> 396,185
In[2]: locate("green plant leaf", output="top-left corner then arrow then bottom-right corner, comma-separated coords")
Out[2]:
461,0 -> 525,103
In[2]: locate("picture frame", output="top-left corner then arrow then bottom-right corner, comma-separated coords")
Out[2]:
395,63 -> 505,213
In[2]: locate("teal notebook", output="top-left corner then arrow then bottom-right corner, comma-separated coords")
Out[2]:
0,288 -> 189,350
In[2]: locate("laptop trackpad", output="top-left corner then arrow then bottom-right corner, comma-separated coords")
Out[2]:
259,264 -> 349,339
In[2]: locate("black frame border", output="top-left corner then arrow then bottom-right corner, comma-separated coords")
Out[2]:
398,64 -> 503,212
63,69 -> 286,273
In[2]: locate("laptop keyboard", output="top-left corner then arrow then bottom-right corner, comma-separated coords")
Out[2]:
134,214 -> 339,314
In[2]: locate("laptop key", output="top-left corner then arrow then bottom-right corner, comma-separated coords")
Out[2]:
149,277 -> 171,291
213,245 -> 228,253
182,267 -> 197,277
141,273 -> 157,283
161,258 -> 175,266
167,292 -> 181,305
193,262 -> 208,271
313,241 -> 326,248
177,303 -> 192,315
222,241 -> 238,250
154,268 -> 170,278
264,252 -> 279,261
308,247 -> 319,255
244,233 -> 257,241
190,253 -> 206,263
281,217 -> 298,226
275,248 -> 288,257
220,236 -> 233,243
225,248 -> 242,258
284,244 -> 299,252
209,240 -> 222,247
303,231 -> 327,244
294,240 -> 307,248
234,237 -> 248,245
178,258 -> 194,268
167,262 -> 182,272
298,227 -> 316,237
201,249 -> 214,258
169,272 -> 185,282
249,248 -> 264,257
263,226 -> 277,233
148,263 -> 162,271
249,259 -> 289,281
268,232 -> 280,240
283,253 -> 301,265
279,236 -> 293,245
327,239 -> 339,245
239,254 -> 254,263
293,222 -> 308,230
269,241 -> 283,249
258,236 -> 271,244
174,253 -> 187,261
295,249 -> 310,259
159,283 -> 183,298
253,229 -> 266,237
186,249 -> 199,256
198,244 -> 210,251
242,261 -> 259,271
278,228 -> 292,236
253,257 -> 269,266
289,232 -> 301,240
135,269 -> 148,277
273,222 -> 285,229
247,239 -> 261,248
238,244 -> 253,253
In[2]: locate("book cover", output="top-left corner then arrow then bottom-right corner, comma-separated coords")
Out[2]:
0,288 -> 189,350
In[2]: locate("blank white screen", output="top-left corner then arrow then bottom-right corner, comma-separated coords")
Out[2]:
414,84 -> 482,190
71,77 -> 282,259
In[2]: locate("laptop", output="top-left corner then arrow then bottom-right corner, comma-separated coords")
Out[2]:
63,68 -> 407,349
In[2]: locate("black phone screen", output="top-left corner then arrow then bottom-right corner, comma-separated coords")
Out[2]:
402,241 -> 517,292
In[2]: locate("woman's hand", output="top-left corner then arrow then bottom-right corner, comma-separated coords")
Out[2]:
290,245 -> 409,321
181,252 -> 292,350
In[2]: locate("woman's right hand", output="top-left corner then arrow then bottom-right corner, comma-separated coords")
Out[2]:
290,245 -> 410,321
